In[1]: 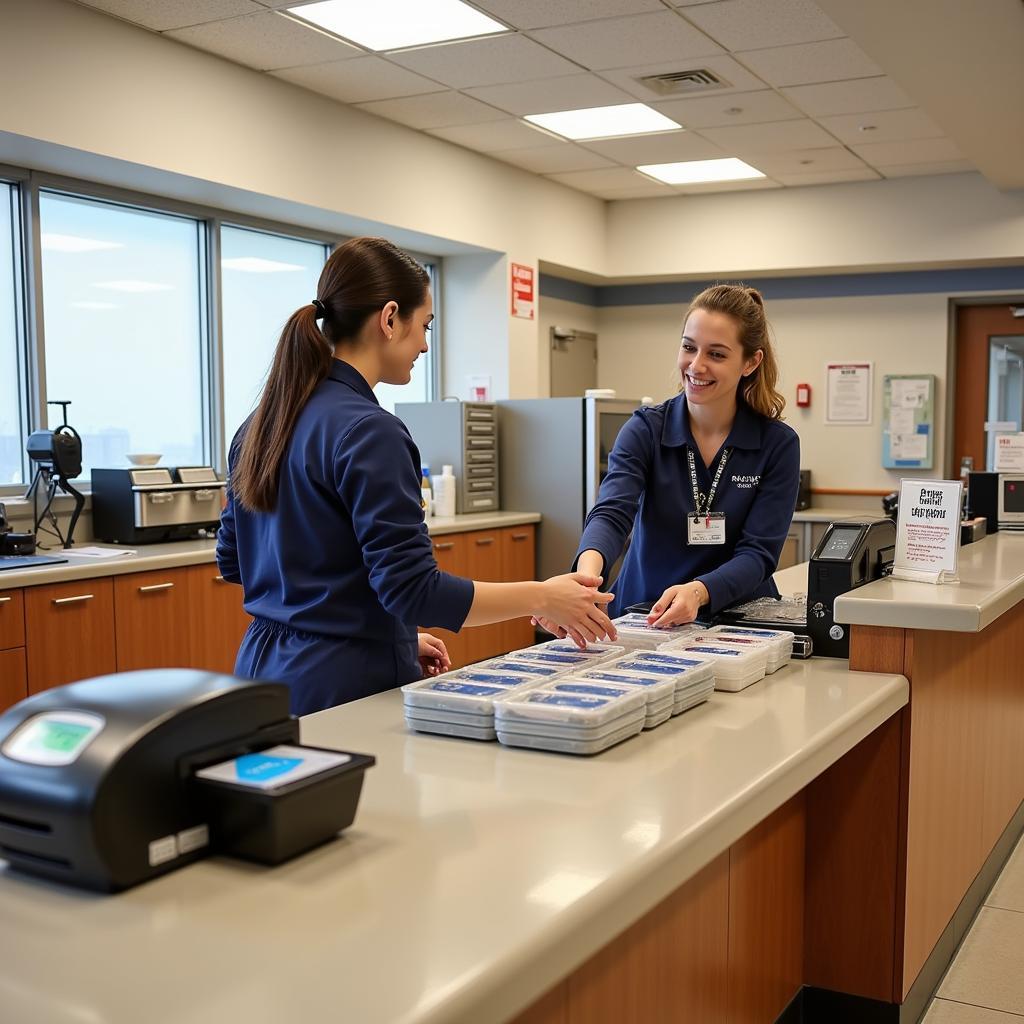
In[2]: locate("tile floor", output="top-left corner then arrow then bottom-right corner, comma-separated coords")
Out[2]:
923,835 -> 1024,1021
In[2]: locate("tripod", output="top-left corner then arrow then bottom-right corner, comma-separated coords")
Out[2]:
26,463 -> 85,550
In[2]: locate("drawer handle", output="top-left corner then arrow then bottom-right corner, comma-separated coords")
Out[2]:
138,582 -> 175,593
147,492 -> 175,505
0,596 -> 11,605
434,542 -> 455,551
214,575 -> 226,582
53,594 -> 94,606
475,538 -> 495,547
511,533 -> 530,541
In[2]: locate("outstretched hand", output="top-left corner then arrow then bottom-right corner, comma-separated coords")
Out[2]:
417,632 -> 451,678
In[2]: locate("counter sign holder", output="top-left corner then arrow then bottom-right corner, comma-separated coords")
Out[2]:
891,478 -> 962,584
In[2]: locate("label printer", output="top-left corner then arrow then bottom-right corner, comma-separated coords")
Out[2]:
0,670 -> 374,892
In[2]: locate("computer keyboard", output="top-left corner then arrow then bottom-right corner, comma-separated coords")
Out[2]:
0,553 -> 69,571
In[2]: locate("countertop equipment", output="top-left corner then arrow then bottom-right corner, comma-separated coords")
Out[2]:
91,465 -> 226,544
0,669 -> 374,892
717,516 -> 897,659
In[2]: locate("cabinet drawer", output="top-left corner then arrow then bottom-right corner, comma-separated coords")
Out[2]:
0,588 -> 25,650
0,647 -> 27,712
114,567 -> 192,672
186,565 -> 250,675
25,578 -> 116,694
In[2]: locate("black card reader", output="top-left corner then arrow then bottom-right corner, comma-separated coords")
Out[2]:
0,669 -> 374,892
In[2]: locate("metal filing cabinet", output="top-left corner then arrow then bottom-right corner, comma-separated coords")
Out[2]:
395,401 -> 500,514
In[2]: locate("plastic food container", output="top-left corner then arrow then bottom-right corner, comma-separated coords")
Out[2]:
703,625 -> 794,673
610,614 -> 705,650
671,643 -> 766,692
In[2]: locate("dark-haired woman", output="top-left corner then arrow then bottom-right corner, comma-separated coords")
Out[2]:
538,284 -> 799,640
217,237 -> 614,716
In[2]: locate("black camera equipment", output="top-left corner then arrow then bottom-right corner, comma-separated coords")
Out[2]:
25,400 -> 85,549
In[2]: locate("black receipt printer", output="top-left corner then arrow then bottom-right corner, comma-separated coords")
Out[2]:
0,669 -> 374,892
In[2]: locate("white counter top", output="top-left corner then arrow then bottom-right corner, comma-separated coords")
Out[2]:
0,512 -> 541,590
835,531 -> 1024,633
0,660 -> 907,1024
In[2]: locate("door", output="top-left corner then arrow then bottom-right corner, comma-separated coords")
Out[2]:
462,530 -> 504,664
500,526 -> 536,653
186,565 -> 251,674
426,533 -> 470,670
550,327 -> 597,398
113,567 -> 192,671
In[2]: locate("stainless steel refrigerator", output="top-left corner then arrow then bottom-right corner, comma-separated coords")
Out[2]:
498,397 -> 639,580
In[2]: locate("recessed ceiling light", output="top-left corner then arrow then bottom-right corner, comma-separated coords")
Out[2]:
93,280 -> 174,293
221,257 -> 305,274
284,0 -> 507,52
638,158 -> 766,185
523,104 -> 681,141
41,233 -> 122,253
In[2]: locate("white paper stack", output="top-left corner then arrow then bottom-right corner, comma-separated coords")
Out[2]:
617,650 -> 717,715
495,684 -> 646,755
703,626 -> 794,673
402,668 -> 543,741
610,613 -> 705,650
669,641 -> 766,692
569,666 -> 676,729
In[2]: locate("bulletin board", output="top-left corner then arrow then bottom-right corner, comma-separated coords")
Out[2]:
882,374 -> 935,469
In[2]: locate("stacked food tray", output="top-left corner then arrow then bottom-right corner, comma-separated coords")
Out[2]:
658,637 -> 767,692
609,613 -> 705,650
617,650 -> 717,715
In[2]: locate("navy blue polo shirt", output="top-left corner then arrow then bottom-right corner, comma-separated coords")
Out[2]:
577,395 -> 800,616
217,359 -> 474,645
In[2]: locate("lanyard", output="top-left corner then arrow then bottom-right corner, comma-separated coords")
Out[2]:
687,447 -> 730,526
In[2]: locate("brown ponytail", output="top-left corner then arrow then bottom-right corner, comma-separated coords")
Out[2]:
685,283 -> 786,419
232,237 -> 429,512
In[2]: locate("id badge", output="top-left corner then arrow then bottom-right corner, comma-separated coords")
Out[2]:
687,513 -> 726,545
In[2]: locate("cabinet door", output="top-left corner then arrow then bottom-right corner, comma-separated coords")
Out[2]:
25,578 -> 116,694
113,567 -> 192,672
0,588 -> 25,650
0,647 -> 27,712
462,531 -> 505,664
186,565 -> 250,675
501,526 -> 537,653
425,534 -> 470,670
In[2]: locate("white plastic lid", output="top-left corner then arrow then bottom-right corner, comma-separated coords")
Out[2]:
584,388 -> 616,399
442,464 -> 454,475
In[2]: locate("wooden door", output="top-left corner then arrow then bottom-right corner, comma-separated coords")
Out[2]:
501,526 -> 536,653
113,567 -> 192,672
954,303 -> 1024,472
462,530 -> 504,664
0,647 -> 27,712
185,565 -> 250,675
426,533 -> 470,669
0,588 -> 25,650
25,578 -> 117,693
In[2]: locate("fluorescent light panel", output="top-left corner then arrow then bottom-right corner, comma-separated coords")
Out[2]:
286,0 -> 507,51
524,104 -> 681,141
639,158 -> 765,185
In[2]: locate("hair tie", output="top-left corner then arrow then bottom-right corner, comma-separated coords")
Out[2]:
311,298 -> 326,319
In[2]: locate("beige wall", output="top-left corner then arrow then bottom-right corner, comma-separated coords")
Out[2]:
536,297 -> 601,398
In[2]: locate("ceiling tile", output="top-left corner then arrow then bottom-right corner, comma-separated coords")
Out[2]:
498,145 -> 618,174
428,119 -> 562,153
530,11 -> 723,72
272,56 -> 444,103
165,10 -> 362,70
875,160 -> 977,178
852,137 -> 964,167
736,38 -> 883,87
772,167 -> 882,185
581,130 -> 727,164
652,88 -> 803,128
600,55 -> 768,102
355,91 -> 506,129
79,0 -> 261,31
698,118 -> 838,154
387,34 -> 578,89
465,74 -> 634,116
681,0 -> 844,52
671,177 -> 783,194
781,76 -> 915,117
741,146 -> 869,174
547,167 -> 664,192
468,0 -> 663,30
816,108 -> 944,145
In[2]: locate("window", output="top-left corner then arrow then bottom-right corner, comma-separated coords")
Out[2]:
220,225 -> 328,452
374,261 -> 437,414
38,191 -> 207,477
0,183 -> 25,485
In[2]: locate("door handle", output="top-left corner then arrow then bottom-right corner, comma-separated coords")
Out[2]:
138,582 -> 175,593
53,594 -> 94,606
214,575 -> 226,582
0,596 -> 11,605
511,533 -> 529,541
475,537 -> 495,547
434,542 -> 455,551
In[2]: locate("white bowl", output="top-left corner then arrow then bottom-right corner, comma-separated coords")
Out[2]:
126,453 -> 162,466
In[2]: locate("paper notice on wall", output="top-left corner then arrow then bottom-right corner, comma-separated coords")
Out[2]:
891,378 -> 930,409
994,433 -> 1024,472
890,433 -> 928,460
889,408 -> 915,436
826,362 -> 872,423
510,262 -> 535,320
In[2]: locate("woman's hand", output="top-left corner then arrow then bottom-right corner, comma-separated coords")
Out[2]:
417,632 -> 451,678
647,581 -> 709,628
535,573 -> 616,646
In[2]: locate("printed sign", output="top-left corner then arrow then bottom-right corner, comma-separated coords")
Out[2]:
891,479 -> 962,584
826,362 -> 872,424
994,433 -> 1024,472
511,262 -> 535,320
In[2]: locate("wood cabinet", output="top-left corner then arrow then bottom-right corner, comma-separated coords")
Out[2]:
0,588 -> 25,651
0,647 -> 27,712
427,534 -> 470,670
462,530 -> 505,665
501,527 -> 537,653
25,578 -> 116,694
113,567 -> 193,672
185,564 -> 250,674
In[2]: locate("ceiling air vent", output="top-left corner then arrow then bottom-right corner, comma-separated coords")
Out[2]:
635,69 -> 731,96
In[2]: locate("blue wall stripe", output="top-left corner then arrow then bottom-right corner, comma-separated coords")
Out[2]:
539,266 -> 1024,307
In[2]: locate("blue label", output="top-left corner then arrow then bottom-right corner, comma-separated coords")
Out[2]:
633,652 -> 694,665
525,693 -> 611,708
717,627 -> 782,639
685,646 -> 742,657
428,681 -> 504,696
552,683 -> 629,698
456,671 -> 532,686
234,752 -> 303,783
485,660 -> 559,675
618,660 -> 682,676
545,641 -> 606,655
511,651 -> 589,665
582,670 -> 661,687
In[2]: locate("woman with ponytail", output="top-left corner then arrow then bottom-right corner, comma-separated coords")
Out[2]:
217,238 -> 615,715
537,283 -> 800,640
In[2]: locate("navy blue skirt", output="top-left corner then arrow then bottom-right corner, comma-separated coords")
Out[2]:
235,616 -> 421,717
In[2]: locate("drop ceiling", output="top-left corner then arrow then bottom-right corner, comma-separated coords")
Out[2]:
70,0 -> 999,200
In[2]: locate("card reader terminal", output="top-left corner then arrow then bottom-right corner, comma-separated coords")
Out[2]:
0,669 -> 374,892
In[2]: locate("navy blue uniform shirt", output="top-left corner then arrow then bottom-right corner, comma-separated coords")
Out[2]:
217,359 -> 474,711
577,395 -> 800,616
